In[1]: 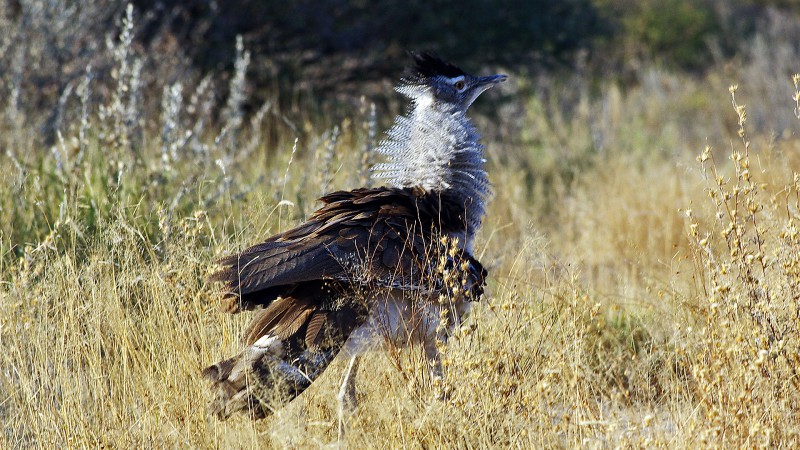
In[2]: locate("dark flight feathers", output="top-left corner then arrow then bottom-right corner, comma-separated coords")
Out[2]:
212,186 -> 485,316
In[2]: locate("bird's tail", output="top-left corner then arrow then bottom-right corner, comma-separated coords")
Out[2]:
202,300 -> 365,420
201,336 -> 341,419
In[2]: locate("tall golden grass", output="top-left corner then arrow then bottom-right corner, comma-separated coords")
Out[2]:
3,5 -> 800,448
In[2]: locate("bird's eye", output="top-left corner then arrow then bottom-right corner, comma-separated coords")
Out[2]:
454,80 -> 466,90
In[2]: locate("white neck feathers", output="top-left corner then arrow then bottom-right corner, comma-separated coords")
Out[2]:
371,84 -> 491,236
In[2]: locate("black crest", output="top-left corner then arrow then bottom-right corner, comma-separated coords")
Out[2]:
407,52 -> 465,81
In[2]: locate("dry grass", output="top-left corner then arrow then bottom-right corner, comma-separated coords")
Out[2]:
3,4 -> 800,449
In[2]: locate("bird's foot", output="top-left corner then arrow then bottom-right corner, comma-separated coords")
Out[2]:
431,375 -> 453,402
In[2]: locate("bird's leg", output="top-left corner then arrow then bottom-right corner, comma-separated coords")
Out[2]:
424,337 -> 449,400
337,355 -> 360,444
424,338 -> 444,379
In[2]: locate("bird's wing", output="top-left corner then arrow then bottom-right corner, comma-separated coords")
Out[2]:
212,186 -> 485,314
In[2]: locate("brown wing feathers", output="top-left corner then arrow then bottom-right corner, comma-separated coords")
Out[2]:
303,311 -> 327,349
213,187 -> 468,311
213,241 -> 330,298
242,296 -> 314,345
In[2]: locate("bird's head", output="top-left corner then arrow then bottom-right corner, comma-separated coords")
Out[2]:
398,52 -> 507,111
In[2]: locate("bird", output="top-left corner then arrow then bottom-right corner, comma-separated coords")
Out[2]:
202,53 -> 507,434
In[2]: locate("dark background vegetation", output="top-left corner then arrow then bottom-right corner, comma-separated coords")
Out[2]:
5,0 -> 800,117
131,0 -> 797,83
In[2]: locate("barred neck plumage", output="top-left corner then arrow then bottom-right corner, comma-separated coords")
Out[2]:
371,83 -> 491,237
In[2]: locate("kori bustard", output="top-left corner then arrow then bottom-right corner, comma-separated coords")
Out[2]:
203,53 -> 506,429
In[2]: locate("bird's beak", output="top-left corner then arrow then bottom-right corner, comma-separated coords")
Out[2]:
478,74 -> 509,88
465,74 -> 508,108
474,74 -> 508,97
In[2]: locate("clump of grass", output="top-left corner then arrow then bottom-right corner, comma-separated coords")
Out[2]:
685,82 -> 800,447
